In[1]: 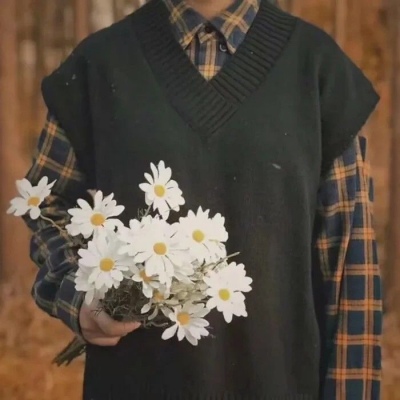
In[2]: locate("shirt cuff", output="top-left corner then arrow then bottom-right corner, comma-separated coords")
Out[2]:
55,270 -> 85,336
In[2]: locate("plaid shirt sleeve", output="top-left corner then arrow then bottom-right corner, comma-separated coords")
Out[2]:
315,136 -> 382,399
23,114 -> 89,335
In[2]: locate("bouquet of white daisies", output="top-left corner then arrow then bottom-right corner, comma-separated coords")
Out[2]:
8,161 -> 252,365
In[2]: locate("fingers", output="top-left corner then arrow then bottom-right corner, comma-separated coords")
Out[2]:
80,302 -> 141,346
95,311 -> 141,337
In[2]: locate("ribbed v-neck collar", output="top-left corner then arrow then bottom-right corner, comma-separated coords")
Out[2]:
131,0 -> 297,141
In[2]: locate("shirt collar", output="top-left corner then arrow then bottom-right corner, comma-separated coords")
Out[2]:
162,0 -> 261,54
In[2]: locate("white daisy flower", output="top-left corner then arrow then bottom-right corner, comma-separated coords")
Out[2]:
74,267 -> 108,305
7,177 -> 55,219
161,303 -> 210,346
215,262 -> 253,291
77,231 -> 132,290
204,262 -> 252,323
178,207 -> 228,264
172,262 -> 195,284
168,281 -> 206,304
140,285 -> 171,320
118,215 -> 154,256
66,191 -> 124,239
138,161 -> 185,219
133,218 -> 187,286
130,264 -> 160,298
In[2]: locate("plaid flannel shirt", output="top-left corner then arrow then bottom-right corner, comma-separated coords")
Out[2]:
23,0 -> 382,398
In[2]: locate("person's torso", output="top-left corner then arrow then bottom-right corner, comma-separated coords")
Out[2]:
43,0 -> 330,398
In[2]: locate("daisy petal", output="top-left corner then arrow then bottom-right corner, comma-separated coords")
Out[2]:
158,166 -> 172,185
77,199 -> 92,210
141,302 -> 152,314
150,163 -> 159,181
177,326 -> 185,341
29,207 -> 41,220
185,331 -> 199,346
223,310 -> 233,323
16,179 -> 32,197
161,324 -> 178,340
94,191 -> 103,208
139,183 -> 152,192
107,205 -> 124,217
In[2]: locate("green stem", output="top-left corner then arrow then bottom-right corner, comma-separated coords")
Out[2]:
201,251 -> 241,271
39,215 -> 67,234
142,204 -> 152,218
52,336 -> 86,366
224,251 -> 240,261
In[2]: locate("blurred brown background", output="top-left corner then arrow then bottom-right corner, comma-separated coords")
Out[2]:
0,0 -> 399,398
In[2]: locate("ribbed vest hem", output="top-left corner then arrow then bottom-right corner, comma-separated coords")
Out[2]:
84,388 -> 316,400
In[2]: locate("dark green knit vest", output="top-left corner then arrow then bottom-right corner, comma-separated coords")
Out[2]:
41,1 -> 379,398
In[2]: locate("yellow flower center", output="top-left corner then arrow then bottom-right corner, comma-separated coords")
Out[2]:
154,185 -> 166,197
177,312 -> 191,326
100,258 -> 115,272
27,196 -> 41,207
153,242 -> 167,256
140,270 -> 152,283
192,229 -> 205,243
91,213 -> 106,226
153,290 -> 165,303
219,289 -> 231,301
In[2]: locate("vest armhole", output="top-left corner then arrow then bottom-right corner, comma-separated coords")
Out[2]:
41,53 -> 97,188
316,27 -> 379,178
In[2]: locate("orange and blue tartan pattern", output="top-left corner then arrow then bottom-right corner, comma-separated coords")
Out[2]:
23,0 -> 382,398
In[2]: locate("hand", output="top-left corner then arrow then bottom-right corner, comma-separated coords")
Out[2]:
79,300 -> 141,346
